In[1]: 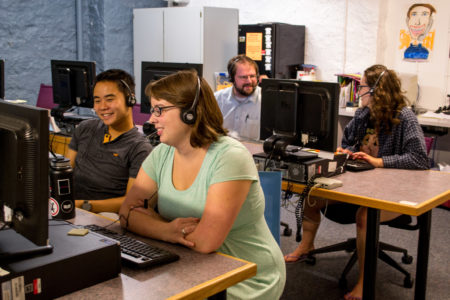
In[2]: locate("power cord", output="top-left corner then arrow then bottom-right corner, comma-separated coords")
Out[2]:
264,147 -> 275,171
295,174 -> 321,242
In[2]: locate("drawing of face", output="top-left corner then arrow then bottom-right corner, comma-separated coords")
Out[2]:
407,5 -> 433,42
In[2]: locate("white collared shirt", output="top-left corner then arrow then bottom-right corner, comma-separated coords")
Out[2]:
214,86 -> 261,140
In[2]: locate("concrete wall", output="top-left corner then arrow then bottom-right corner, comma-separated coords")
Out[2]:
1,0 -> 448,163
0,0 -> 166,105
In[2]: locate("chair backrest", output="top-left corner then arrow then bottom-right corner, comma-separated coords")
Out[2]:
383,214 -> 418,231
259,171 -> 282,245
36,84 -> 55,109
322,204 -> 418,231
424,136 -> 434,156
132,104 -> 150,125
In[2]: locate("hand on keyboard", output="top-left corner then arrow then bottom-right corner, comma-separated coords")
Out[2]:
345,159 -> 375,172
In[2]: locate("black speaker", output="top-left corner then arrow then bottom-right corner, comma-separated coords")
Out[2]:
120,79 -> 136,106
181,77 -> 201,125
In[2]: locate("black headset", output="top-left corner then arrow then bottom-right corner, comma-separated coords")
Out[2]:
369,70 -> 386,96
228,57 -> 243,83
119,79 -> 137,107
181,76 -> 201,125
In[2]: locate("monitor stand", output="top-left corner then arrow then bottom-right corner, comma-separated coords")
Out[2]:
0,229 -> 53,262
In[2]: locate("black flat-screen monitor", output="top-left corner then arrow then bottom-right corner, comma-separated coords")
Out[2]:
0,59 -> 4,99
51,60 -> 96,109
0,100 -> 52,259
140,62 -> 203,113
260,79 -> 339,152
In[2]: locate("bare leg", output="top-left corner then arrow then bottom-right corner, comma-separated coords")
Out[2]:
345,208 -> 401,299
284,197 -> 338,262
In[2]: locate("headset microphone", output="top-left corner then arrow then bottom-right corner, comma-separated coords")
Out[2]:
357,69 -> 386,102
146,131 -> 160,147
357,90 -> 371,102
147,131 -> 158,139
369,70 -> 386,96
143,121 -> 160,146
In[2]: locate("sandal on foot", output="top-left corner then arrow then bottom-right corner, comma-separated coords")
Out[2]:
284,254 -> 308,264
343,292 -> 362,300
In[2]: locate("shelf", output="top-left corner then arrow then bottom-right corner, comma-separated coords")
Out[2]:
339,108 -> 450,129
418,116 -> 450,129
338,107 -> 357,117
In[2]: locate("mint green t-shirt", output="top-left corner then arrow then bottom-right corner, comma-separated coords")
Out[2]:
142,136 -> 286,300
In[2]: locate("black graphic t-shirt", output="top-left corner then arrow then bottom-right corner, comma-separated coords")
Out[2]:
360,120 -> 379,157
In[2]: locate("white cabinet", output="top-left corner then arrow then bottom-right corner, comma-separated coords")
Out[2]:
133,7 -> 238,102
163,8 -> 203,63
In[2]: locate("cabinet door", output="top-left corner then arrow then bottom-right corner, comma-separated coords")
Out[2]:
133,8 -> 164,101
164,8 -> 202,63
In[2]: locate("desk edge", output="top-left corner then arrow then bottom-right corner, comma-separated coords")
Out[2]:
167,254 -> 257,300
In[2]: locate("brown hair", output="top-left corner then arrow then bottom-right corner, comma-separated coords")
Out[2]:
364,64 -> 407,135
406,3 -> 436,18
227,54 -> 259,82
145,70 -> 228,148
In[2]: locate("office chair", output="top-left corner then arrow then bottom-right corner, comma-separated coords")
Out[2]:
132,104 -> 151,126
36,84 -> 56,109
305,205 -> 417,289
259,171 -> 282,245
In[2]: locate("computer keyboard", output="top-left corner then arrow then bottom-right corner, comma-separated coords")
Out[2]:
345,159 -> 375,172
83,224 -> 179,268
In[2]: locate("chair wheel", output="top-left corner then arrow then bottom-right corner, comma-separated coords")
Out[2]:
402,254 -> 413,264
283,227 -> 292,236
305,256 -> 316,265
404,275 -> 414,288
338,277 -> 347,289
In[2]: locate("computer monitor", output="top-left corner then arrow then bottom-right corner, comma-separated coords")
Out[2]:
51,60 -> 96,109
0,100 -> 52,259
140,62 -> 203,113
260,79 -> 339,152
0,59 -> 4,99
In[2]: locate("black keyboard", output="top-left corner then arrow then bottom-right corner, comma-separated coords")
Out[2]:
345,159 -> 375,172
84,224 -> 179,268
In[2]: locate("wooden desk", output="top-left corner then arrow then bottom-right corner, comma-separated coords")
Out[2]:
60,209 -> 257,300
50,133 -> 71,157
241,141 -> 450,300
287,168 -> 449,300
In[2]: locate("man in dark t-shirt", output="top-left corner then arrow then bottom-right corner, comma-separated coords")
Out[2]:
67,69 -> 152,213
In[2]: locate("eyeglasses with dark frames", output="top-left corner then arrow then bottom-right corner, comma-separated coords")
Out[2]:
150,105 -> 177,117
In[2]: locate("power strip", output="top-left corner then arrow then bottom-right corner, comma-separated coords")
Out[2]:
314,177 -> 343,189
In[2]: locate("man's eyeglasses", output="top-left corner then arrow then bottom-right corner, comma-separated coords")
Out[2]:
150,105 -> 177,117
236,75 -> 257,80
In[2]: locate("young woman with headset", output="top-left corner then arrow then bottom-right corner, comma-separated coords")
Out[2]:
284,64 -> 429,300
119,70 -> 286,300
